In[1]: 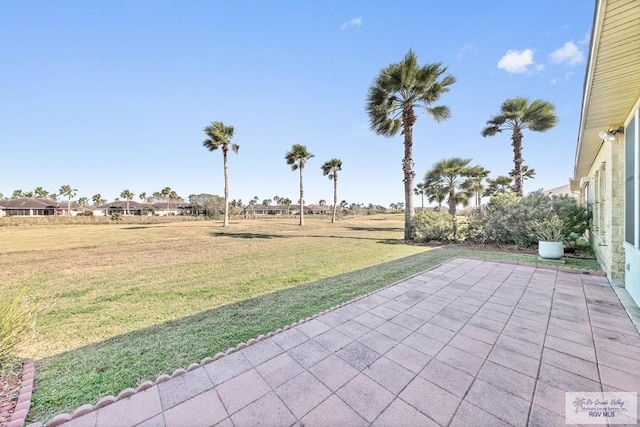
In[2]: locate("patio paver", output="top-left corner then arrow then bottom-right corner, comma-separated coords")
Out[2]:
43,258 -> 640,427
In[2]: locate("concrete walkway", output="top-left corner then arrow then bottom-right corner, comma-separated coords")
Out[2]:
42,258 -> 640,427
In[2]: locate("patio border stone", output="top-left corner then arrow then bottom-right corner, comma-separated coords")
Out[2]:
7,359 -> 35,427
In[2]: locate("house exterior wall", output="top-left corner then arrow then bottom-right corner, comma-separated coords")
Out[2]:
582,134 -> 626,282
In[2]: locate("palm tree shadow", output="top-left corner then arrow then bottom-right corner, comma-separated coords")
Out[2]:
346,226 -> 404,232
210,232 -> 289,239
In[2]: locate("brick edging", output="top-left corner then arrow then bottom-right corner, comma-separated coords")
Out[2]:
7,359 -> 35,427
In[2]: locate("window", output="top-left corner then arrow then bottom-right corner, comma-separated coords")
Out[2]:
626,113 -> 636,245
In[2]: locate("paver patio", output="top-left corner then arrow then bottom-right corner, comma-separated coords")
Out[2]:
39,258 -> 640,427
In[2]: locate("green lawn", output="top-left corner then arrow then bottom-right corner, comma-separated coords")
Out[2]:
0,215 -> 600,422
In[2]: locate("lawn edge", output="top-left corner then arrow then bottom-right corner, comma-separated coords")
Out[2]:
37,255 -> 455,427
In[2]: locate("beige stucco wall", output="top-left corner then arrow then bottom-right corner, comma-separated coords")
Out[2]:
582,134 -> 626,282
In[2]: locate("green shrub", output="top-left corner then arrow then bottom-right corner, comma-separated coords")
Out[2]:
468,191 -> 589,248
80,210 -> 94,217
410,211 -> 455,242
110,213 -> 122,221
0,293 -> 34,365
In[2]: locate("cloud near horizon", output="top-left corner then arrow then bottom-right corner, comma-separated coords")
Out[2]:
340,17 -> 362,30
550,41 -> 584,66
497,49 -> 540,74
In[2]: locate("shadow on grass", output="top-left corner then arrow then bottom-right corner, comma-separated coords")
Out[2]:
347,226 -> 404,232
210,232 -> 290,239
29,247 -> 457,423
121,226 -> 152,230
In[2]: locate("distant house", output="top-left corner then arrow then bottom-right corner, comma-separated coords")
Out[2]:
542,184 -> 578,199
247,204 -> 294,216
153,201 -> 193,216
0,197 -> 65,216
306,204 -> 332,215
95,201 -> 145,216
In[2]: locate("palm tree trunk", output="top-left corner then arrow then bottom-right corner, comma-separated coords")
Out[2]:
299,167 -> 304,226
421,193 -> 424,211
512,128 -> 524,196
223,149 -> 229,227
402,107 -> 417,240
331,173 -> 338,223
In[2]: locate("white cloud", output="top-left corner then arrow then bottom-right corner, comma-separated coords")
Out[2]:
497,49 -> 537,74
550,41 -> 584,66
340,17 -> 362,30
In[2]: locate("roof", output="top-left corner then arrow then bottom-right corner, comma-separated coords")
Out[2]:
96,201 -> 144,210
0,197 -> 60,209
542,184 -> 578,198
153,202 -> 191,209
573,0 -> 640,185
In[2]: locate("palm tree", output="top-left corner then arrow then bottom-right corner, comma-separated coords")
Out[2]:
285,144 -> 314,226
466,166 -> 491,207
366,49 -> 456,240
59,184 -> 77,216
160,187 -> 172,212
414,183 -> 427,211
34,187 -> 49,198
23,191 -> 34,198
481,97 -> 558,196
120,189 -> 135,215
425,158 -> 476,238
321,158 -> 342,223
424,177 -> 447,212
92,194 -> 105,206
484,176 -> 514,197
202,121 -> 239,227
281,197 -> 292,215
12,189 -> 23,199
77,197 -> 89,212
139,192 -> 147,202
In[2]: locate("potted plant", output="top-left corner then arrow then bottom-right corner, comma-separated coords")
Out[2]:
533,213 -> 566,260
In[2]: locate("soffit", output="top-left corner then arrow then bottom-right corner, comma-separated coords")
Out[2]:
574,0 -> 640,181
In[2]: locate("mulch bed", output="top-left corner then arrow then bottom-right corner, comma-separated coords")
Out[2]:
0,361 -> 23,426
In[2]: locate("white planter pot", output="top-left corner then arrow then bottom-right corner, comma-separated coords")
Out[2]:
538,241 -> 564,260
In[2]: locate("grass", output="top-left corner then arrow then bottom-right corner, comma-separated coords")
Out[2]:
0,215 -> 601,421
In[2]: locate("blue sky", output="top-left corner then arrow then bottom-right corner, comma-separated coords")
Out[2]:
0,1 -> 594,207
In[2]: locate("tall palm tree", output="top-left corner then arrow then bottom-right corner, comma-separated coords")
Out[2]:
414,183 -> 427,211
139,192 -> 147,202
285,144 -> 314,226
425,158 -> 476,237
120,189 -> 135,215
202,121 -> 239,227
481,97 -> 557,196
59,184 -> 77,216
321,158 -> 342,223
366,49 -> 456,240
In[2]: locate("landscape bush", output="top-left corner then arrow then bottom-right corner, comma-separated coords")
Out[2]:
409,211 -> 455,242
466,191 -> 589,247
